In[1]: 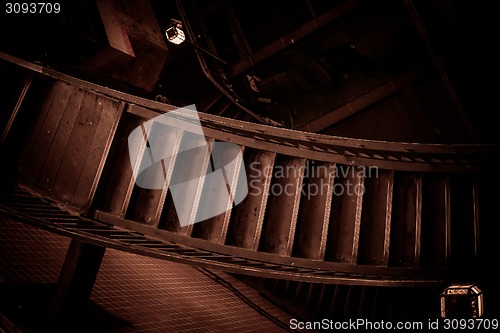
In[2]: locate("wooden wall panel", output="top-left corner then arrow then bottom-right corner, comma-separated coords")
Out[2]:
95,113 -> 143,216
51,93 -> 103,204
21,81 -> 73,183
71,98 -> 122,210
37,88 -> 85,192
15,78 -> 123,212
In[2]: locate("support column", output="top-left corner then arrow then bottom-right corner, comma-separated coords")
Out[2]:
44,240 -> 106,332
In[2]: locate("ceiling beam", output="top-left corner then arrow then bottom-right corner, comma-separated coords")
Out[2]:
228,5 -> 253,58
296,65 -> 433,133
230,0 -> 362,78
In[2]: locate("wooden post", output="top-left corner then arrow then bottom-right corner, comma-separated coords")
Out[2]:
43,240 -> 106,332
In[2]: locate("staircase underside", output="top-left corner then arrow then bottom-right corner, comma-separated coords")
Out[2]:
1,52 -> 499,288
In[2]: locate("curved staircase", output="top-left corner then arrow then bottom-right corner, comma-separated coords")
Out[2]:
1,52 -> 499,293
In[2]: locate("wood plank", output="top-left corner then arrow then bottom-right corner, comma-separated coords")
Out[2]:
83,102 -> 126,213
389,172 -> 422,266
0,65 -> 26,128
358,287 -> 377,319
372,288 -> 392,320
358,169 -> 394,265
192,145 -> 246,243
36,88 -> 85,192
303,282 -> 315,311
44,240 -> 105,332
343,286 -> 360,319
476,175 -> 499,267
316,284 -> 329,316
162,134 -> 215,236
21,82 -> 73,184
51,93 -> 103,205
0,72 -> 33,148
329,285 -> 345,319
13,78 -> 55,167
296,282 -> 313,311
192,141 -> 245,225
127,125 -> 182,227
226,148 -> 276,250
71,98 -> 124,211
297,66 -> 432,132
449,174 -> 476,266
325,165 -> 365,263
95,113 -> 143,216
307,283 -> 323,313
121,116 -> 152,218
472,178 -> 480,261
445,176 -> 451,265
421,174 -> 450,267
230,0 -> 361,77
320,285 -> 337,317
293,161 -> 335,259
259,156 -> 306,255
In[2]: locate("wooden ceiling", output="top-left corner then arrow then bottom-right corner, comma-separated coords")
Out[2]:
0,0 -> 497,142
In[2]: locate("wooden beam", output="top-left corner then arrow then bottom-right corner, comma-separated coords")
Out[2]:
230,0 -> 361,77
389,172 -> 422,266
82,102 -> 126,213
296,65 -> 432,132
228,5 -> 253,58
0,73 -> 33,148
43,240 -> 106,333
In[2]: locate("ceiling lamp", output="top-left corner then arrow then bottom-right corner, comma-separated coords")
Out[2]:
164,18 -> 228,66
165,19 -> 185,45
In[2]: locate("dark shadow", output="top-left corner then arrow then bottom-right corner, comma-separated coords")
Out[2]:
0,282 -> 132,332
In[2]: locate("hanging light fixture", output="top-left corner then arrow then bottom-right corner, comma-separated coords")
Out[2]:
165,19 -> 185,45
164,18 -> 228,66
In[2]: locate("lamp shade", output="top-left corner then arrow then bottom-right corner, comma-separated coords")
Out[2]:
166,25 -> 185,45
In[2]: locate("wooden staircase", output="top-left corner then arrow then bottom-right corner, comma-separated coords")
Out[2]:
1,52 -> 499,291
